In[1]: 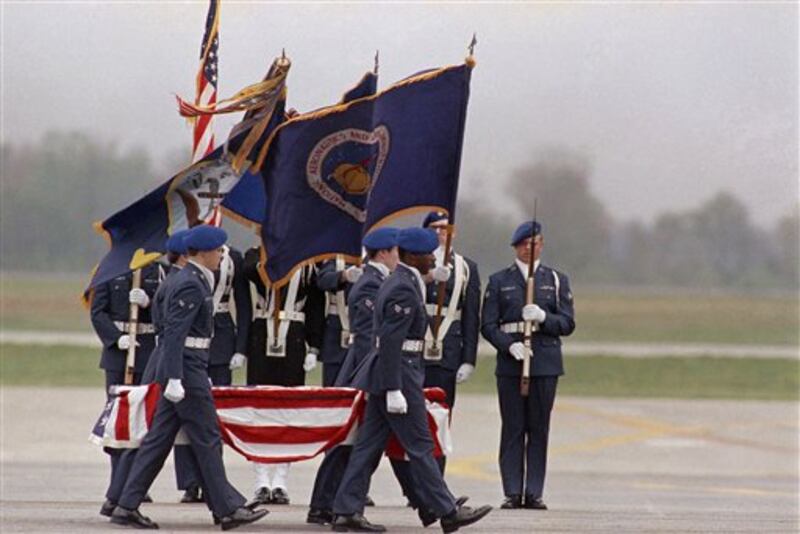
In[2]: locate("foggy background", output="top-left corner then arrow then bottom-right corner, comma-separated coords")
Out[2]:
1,2 -> 797,289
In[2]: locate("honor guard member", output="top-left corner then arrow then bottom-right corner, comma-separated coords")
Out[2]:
481,221 -> 575,510
100,230 -> 189,517
421,212 -> 481,433
331,227 -> 492,533
307,228 -> 398,526
175,244 -> 252,504
91,253 -> 163,502
111,225 -> 268,530
315,257 -> 363,386
243,246 -> 325,506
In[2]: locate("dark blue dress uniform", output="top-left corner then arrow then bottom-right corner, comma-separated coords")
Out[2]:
424,251 -> 480,410
308,262 -> 389,517
481,260 -> 575,503
174,246 -> 251,494
316,258 -> 354,387
90,261 -> 162,485
242,247 -> 325,387
333,264 -> 458,520
116,262 -> 248,519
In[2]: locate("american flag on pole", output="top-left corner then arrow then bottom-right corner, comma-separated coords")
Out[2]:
90,385 -> 452,463
193,0 -> 222,225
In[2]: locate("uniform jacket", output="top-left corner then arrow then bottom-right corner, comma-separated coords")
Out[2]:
142,264 -> 182,382
208,247 -> 252,367
424,252 -> 481,371
481,262 -> 575,377
316,259 -> 353,365
91,262 -> 162,373
334,263 -> 386,387
156,262 -> 216,388
351,264 -> 428,394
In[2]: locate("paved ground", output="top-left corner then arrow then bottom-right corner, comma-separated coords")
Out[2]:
1,387 -> 797,532
3,329 -> 798,359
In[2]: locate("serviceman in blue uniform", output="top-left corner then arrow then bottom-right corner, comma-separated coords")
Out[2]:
110,226 -> 268,530
242,246 -> 325,505
175,243 -> 252,504
331,227 -> 492,533
307,228 -> 398,526
315,257 -> 363,386
100,229 -> 189,517
420,211 -> 481,472
481,221 -> 575,510
91,252 -> 163,505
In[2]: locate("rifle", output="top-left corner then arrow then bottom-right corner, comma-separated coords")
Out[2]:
123,268 -> 142,385
520,202 -> 537,397
428,223 -> 454,360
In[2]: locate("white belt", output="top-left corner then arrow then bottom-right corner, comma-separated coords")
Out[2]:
425,304 -> 461,321
500,321 -> 539,334
327,303 -> 339,316
215,301 -> 231,314
184,336 -> 211,349
402,339 -> 424,352
114,321 -> 155,334
253,309 -> 306,322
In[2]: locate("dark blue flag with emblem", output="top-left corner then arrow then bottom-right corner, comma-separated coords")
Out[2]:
259,61 -> 473,286
83,57 -> 290,303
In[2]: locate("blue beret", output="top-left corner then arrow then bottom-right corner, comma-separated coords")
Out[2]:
422,211 -> 448,228
397,227 -> 438,254
183,225 -> 227,251
511,220 -> 542,246
363,227 -> 398,250
165,229 -> 191,255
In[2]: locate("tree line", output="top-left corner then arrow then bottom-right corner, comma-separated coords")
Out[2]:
2,133 -> 797,291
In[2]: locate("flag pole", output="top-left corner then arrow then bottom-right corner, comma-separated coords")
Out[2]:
124,269 -> 142,385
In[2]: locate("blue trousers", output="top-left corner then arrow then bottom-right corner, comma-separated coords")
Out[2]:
496,375 -> 558,498
332,388 -> 456,518
118,386 -> 243,517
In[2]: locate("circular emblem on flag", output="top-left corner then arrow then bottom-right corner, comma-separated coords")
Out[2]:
306,126 -> 390,222
168,156 -> 241,229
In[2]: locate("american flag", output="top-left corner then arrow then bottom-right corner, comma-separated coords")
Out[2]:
90,385 -> 452,463
194,0 -> 221,225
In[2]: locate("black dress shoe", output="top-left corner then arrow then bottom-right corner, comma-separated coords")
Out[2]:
364,495 -> 375,507
307,508 -> 334,525
220,507 -> 269,531
271,487 -> 290,505
331,513 -> 386,532
110,506 -> 159,529
500,495 -> 522,509
142,493 -> 153,503
524,496 -> 547,510
243,498 -> 264,511
418,507 -> 438,527
180,485 -> 204,503
440,505 -> 492,534
100,499 -> 116,517
454,496 -> 469,507
254,486 -> 272,505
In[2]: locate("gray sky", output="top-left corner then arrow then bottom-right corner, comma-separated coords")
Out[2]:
3,1 -> 797,228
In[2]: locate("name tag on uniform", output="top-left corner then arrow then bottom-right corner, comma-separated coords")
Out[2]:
500,286 -> 517,292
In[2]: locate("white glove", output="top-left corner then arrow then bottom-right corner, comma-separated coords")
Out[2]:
229,352 -> 247,370
129,288 -> 150,308
522,304 -> 546,323
116,334 -> 139,350
303,351 -> 318,372
431,265 -> 452,283
164,378 -> 185,403
386,389 -> 408,414
456,363 -> 475,384
344,266 -> 364,284
508,342 -> 531,362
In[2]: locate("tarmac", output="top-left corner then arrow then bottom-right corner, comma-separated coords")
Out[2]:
1,387 -> 797,533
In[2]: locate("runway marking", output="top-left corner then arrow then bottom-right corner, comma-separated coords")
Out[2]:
447,402 -> 797,482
